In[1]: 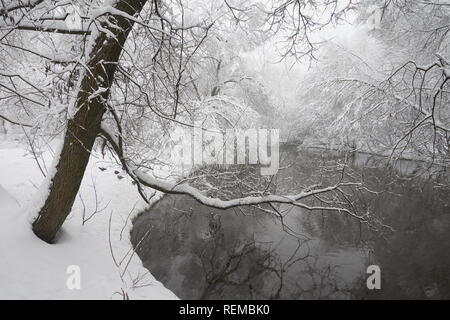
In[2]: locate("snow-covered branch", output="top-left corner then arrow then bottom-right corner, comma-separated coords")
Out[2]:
99,123 -> 363,218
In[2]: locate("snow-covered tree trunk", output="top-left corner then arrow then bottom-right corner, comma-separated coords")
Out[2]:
32,0 -> 147,243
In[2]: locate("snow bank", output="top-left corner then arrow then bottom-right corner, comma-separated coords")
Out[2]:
0,136 -> 177,300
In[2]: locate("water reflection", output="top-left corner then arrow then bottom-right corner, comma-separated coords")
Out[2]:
131,148 -> 450,299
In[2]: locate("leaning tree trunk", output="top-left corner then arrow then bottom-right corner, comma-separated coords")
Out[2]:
32,0 -> 147,243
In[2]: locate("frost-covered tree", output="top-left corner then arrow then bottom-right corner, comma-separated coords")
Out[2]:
1,0 -> 362,243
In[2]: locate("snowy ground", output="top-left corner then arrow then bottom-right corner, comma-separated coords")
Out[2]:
0,135 -> 177,299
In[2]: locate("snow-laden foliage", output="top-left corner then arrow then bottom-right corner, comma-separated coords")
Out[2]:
286,1 -> 449,164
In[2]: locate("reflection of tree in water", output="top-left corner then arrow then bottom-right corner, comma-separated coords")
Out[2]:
295,155 -> 450,299
196,226 -> 268,299
351,173 -> 450,300
132,202 -> 353,299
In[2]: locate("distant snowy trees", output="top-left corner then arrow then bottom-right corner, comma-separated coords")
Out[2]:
288,1 -> 449,164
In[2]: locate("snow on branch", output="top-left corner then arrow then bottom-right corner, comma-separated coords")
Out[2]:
0,0 -> 44,16
1,1 -> 181,37
4,20 -> 91,35
99,123 -> 364,220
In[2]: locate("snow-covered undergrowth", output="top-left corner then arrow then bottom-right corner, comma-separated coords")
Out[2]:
0,135 -> 177,299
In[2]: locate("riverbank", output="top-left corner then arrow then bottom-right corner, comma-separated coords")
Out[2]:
0,135 -> 177,299
297,138 -> 449,167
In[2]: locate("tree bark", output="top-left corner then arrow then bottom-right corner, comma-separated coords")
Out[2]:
32,0 -> 147,243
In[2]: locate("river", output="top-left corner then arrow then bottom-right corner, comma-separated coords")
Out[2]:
131,146 -> 450,299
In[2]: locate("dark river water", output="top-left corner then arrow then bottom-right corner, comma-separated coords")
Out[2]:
131,147 -> 450,299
